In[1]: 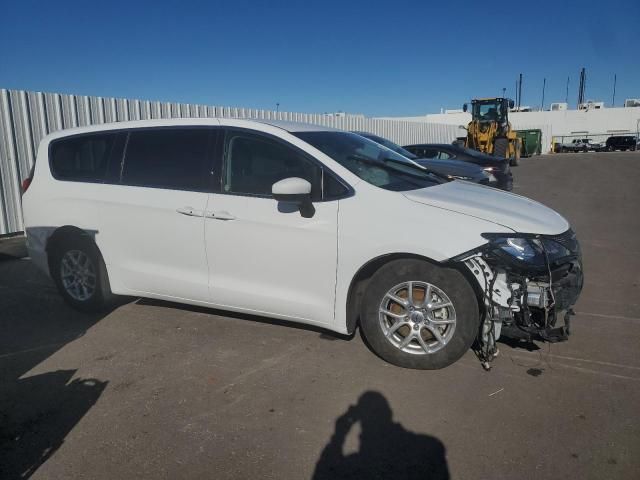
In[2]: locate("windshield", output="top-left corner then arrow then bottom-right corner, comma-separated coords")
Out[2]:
294,131 -> 441,191
472,100 -> 506,123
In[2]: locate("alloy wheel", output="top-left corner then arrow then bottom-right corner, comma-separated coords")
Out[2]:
378,281 -> 456,355
60,249 -> 97,302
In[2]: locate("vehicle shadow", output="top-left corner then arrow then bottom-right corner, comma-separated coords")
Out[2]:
497,336 -> 541,352
136,297 -> 355,341
312,391 -> 450,480
0,258 -> 109,479
0,234 -> 28,260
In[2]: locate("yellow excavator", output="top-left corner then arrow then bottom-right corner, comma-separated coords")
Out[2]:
462,97 -> 521,166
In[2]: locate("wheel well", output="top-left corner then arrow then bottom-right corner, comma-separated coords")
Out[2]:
46,226 -> 96,268
345,253 -> 442,335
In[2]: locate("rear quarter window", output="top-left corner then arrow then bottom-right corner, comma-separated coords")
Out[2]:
50,132 -> 119,182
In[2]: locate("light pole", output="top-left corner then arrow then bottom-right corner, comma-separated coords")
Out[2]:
276,103 -> 280,114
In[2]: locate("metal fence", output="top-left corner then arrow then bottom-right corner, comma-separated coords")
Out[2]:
0,88 -> 460,235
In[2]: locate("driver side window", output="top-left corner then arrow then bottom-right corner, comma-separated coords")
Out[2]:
223,132 -> 322,200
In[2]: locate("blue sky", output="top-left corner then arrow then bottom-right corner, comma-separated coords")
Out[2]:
1,0 -> 638,117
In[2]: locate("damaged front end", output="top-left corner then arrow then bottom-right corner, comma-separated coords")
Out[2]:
455,229 -> 584,370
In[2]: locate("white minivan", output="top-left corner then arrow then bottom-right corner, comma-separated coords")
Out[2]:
22,119 -> 583,369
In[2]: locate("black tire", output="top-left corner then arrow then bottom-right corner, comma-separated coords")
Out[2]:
50,236 -> 115,312
359,259 -> 480,370
493,138 -> 508,158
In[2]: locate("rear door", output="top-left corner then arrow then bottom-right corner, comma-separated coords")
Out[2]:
99,127 -> 218,301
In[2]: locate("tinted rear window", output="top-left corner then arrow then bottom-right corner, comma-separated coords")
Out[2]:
122,128 -> 213,191
50,132 -> 118,182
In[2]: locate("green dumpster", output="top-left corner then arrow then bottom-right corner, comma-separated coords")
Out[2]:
515,129 -> 542,157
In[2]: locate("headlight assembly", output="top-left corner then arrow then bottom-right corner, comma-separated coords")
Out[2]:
481,234 -> 574,268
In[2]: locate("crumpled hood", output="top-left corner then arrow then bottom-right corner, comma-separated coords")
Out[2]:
403,181 -> 569,235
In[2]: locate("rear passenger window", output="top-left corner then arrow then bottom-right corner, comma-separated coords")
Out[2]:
122,128 -> 212,191
50,133 -> 117,182
408,147 -> 438,158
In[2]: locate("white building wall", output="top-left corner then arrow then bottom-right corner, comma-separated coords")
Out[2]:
379,107 -> 640,153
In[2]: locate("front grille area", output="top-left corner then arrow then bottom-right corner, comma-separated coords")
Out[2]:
547,228 -> 580,255
552,259 -> 584,310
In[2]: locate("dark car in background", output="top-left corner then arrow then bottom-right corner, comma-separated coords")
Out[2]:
402,143 -> 513,191
352,132 -> 505,190
606,135 -> 638,152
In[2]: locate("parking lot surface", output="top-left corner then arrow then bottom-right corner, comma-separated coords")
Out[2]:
1,151 -> 639,479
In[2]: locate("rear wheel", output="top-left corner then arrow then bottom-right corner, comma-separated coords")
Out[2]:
510,145 -> 520,166
359,259 -> 479,369
493,138 -> 508,158
50,236 -> 115,312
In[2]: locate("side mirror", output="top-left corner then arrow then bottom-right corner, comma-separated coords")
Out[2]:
462,103 -> 468,112
272,177 -> 315,218
509,100 -> 515,109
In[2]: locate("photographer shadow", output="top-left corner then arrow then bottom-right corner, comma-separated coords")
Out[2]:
313,391 -> 450,480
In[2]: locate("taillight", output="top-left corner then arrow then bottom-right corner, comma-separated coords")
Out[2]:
21,165 -> 35,194
21,177 -> 32,194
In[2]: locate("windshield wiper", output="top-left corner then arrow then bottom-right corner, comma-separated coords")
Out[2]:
348,154 -> 426,175
346,155 -> 439,187
382,157 -> 447,182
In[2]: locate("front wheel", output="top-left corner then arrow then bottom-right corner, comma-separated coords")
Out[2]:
359,260 -> 479,370
50,236 -> 115,312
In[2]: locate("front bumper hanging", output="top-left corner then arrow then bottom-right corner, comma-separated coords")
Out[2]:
459,249 -> 583,369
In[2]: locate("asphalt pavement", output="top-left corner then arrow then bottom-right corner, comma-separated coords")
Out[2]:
1,151 -> 639,479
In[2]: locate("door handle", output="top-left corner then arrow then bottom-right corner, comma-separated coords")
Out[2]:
206,210 -> 236,221
176,206 -> 204,217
